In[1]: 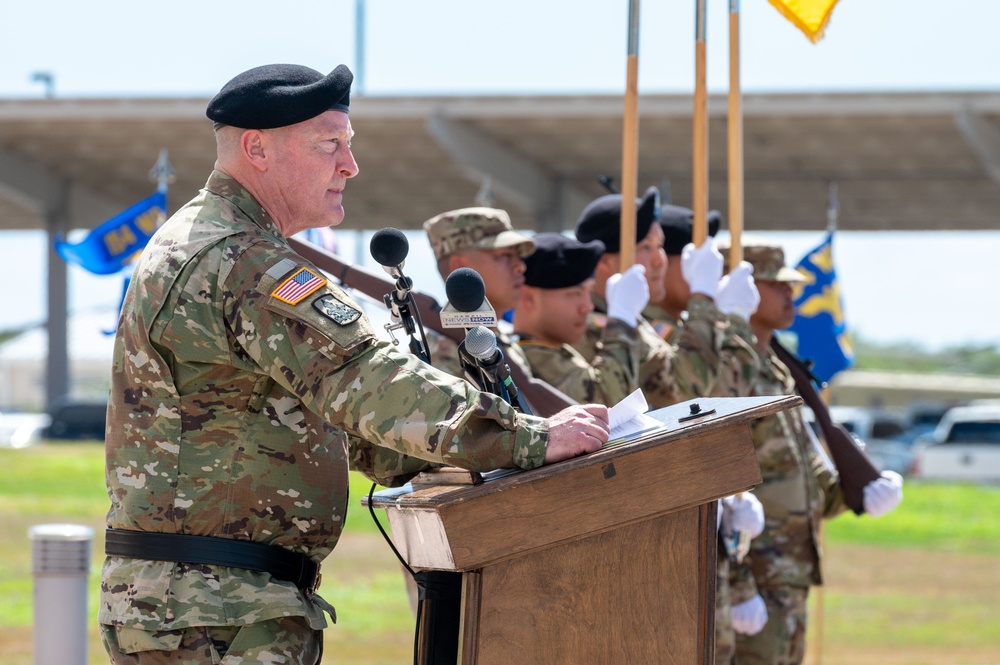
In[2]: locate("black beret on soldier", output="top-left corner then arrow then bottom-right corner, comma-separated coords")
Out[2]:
575,186 -> 661,254
659,204 -> 722,255
206,64 -> 353,129
524,233 -> 605,289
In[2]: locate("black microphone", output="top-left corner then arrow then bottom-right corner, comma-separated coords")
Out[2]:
441,268 -> 498,329
368,228 -> 430,362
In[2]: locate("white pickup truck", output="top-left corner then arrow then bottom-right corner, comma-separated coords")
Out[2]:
912,404 -> 1000,482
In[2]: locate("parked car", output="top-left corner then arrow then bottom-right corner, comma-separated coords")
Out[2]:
827,406 -> 914,476
43,398 -> 108,441
912,404 -> 1000,482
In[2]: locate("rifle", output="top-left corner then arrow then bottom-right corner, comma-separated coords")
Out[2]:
288,237 -> 578,417
770,337 -> 879,515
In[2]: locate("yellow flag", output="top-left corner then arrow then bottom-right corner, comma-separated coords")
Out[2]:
767,0 -> 841,43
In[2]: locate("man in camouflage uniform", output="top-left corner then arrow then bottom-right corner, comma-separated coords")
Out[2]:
99,63 -> 610,664
422,206 -> 538,386
721,237 -> 904,665
572,187 -> 761,409
512,233 -> 642,405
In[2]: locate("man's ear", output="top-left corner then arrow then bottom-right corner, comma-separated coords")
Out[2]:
447,253 -> 467,273
596,253 -> 620,278
242,130 -> 270,172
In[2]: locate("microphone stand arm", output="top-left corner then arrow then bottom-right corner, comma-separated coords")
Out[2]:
382,271 -> 432,364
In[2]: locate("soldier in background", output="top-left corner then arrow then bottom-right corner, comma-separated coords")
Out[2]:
422,207 -> 537,379
720,236 -> 903,665
99,63 -> 610,664
513,233 -> 643,405
572,187 -> 761,408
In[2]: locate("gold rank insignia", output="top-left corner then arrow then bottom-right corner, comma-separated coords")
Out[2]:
312,294 -> 362,326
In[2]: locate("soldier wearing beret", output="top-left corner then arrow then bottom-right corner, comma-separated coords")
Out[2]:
572,187 -> 761,409
719,236 -> 903,665
421,206 -> 540,386
512,233 -> 641,405
99,63 -> 611,664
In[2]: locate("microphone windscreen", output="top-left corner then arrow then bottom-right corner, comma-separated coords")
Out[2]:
465,325 -> 498,360
370,228 -> 409,267
445,268 -> 486,312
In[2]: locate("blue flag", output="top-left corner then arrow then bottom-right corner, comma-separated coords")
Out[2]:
786,231 -> 853,384
54,191 -> 167,275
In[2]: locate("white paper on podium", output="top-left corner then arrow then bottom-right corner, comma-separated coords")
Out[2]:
608,389 -> 663,442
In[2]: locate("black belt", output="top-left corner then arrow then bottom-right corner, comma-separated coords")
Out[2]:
105,529 -> 320,594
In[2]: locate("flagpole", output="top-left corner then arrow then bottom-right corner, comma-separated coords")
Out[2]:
692,0 -> 709,247
827,182 -> 839,233
148,148 -> 176,195
619,0 -> 641,270
727,0 -> 744,265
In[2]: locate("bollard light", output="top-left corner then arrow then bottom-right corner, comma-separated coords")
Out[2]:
29,523 -> 93,665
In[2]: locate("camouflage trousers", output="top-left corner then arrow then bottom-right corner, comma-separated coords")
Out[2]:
714,552 -> 736,665
733,585 -> 809,665
101,616 -> 322,664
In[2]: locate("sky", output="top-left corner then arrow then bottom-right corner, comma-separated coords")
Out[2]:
1,0 -> 999,352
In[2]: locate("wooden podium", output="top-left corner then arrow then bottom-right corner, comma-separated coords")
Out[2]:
368,395 -> 799,664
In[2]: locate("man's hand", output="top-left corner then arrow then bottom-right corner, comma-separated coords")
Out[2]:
681,241 -> 724,299
731,594 -> 768,635
544,404 -> 611,464
863,470 -> 903,517
716,261 -> 760,322
606,264 -> 649,327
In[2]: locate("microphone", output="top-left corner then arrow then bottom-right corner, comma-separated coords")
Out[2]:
369,228 -> 409,277
368,228 -> 430,362
441,268 -> 499,328
463,326 -> 522,407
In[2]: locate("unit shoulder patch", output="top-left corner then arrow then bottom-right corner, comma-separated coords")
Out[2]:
313,293 -> 362,326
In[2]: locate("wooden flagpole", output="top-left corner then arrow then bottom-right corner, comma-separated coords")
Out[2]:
619,0 -> 641,270
727,0 -> 744,266
692,0 -> 709,247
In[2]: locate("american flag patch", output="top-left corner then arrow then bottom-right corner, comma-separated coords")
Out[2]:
271,267 -> 326,305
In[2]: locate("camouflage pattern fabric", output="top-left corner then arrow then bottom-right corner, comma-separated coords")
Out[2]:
715,554 -> 736,665
100,171 -> 550,634
422,207 -> 534,261
641,303 -> 678,341
101,615 -> 321,664
732,586 -> 809,665
574,295 -> 760,408
729,347 -> 847,608
516,317 -> 640,406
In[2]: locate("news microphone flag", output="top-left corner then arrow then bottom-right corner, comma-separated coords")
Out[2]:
787,230 -> 853,384
54,190 -> 167,275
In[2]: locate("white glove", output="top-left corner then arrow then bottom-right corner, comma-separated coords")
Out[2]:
863,470 -> 903,517
716,261 -> 760,322
731,594 -> 768,635
721,492 -> 765,539
606,264 -> 649,327
681,241 -> 724,299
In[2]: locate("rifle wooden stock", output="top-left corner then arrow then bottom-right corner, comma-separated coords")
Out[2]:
289,237 -> 577,417
770,337 -> 879,515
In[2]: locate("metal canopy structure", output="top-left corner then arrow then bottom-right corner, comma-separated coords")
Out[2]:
2,90 -> 1000,235
2,90 -> 999,410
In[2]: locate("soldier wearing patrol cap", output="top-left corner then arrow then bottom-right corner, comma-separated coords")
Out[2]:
719,236 -> 903,665
572,187 -> 761,410
422,206 -> 538,381
99,63 -> 611,664
512,233 -> 641,405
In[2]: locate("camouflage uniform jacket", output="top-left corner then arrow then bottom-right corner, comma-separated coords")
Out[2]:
573,295 -> 760,408
729,347 -> 847,603
515,318 -> 640,406
100,171 -> 549,632
641,303 -> 680,342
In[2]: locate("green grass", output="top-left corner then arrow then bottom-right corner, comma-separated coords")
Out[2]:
3,444 -> 1000,665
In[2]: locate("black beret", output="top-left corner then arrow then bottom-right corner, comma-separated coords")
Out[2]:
575,186 -> 661,254
524,233 -> 605,289
206,64 -> 353,129
659,205 -> 722,255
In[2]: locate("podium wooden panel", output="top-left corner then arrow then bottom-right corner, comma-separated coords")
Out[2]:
369,395 -> 799,664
